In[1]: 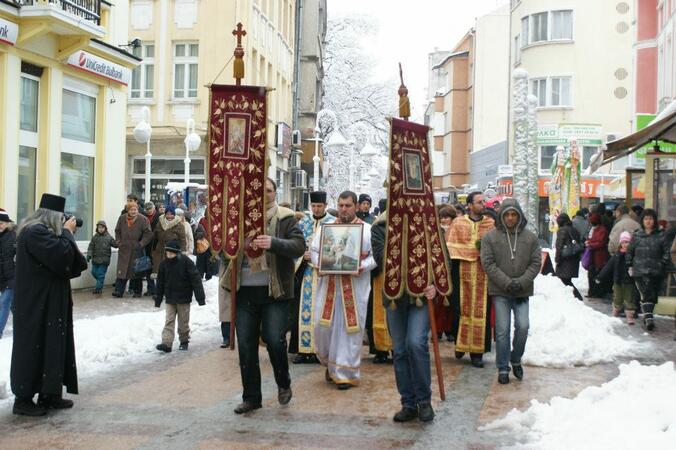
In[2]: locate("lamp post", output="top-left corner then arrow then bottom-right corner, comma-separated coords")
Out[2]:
184,118 -> 202,184
312,123 -> 322,191
133,106 -> 152,202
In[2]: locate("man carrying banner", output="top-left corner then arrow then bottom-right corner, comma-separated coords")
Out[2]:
311,191 -> 377,389
447,191 -> 495,368
291,191 -> 334,364
225,178 -> 306,414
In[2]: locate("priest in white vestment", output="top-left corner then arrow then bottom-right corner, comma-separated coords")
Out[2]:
311,191 -> 377,389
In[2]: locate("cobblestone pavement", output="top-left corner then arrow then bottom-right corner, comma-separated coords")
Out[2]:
0,290 -> 673,449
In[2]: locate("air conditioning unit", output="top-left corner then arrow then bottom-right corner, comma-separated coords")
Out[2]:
606,132 -> 620,143
292,170 -> 307,189
292,130 -> 302,146
290,151 -> 302,170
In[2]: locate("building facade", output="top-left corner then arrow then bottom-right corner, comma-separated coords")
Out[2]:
426,33 -> 473,192
126,0 -> 296,204
292,0 -> 326,209
0,0 -> 138,239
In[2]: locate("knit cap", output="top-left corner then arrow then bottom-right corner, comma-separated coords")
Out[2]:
619,231 -> 632,243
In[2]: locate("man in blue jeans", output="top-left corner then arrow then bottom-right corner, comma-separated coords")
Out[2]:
371,212 -> 445,422
480,198 -> 541,385
0,208 -> 16,338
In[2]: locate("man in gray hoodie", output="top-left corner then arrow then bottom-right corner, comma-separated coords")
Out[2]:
480,198 -> 541,385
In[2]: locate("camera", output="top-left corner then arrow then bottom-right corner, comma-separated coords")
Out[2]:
64,213 -> 83,228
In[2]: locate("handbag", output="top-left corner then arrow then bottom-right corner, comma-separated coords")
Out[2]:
581,247 -> 593,270
196,237 -> 210,254
561,229 -> 584,259
132,249 -> 152,274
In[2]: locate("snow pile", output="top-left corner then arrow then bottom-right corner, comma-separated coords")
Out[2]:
480,361 -> 676,449
0,278 -> 221,400
524,275 -> 649,368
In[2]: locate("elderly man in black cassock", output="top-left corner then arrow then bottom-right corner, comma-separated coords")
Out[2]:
10,193 -> 88,416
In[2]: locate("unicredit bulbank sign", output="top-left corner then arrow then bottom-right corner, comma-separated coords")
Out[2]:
67,51 -> 131,85
0,18 -> 19,46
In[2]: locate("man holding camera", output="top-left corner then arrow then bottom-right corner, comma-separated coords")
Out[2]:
10,193 -> 88,416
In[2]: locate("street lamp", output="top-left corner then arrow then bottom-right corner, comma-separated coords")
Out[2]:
311,124 -> 323,191
325,129 -> 346,190
133,106 -> 152,202
184,118 -> 202,184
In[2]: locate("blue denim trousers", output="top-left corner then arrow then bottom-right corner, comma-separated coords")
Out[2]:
494,296 -> 530,374
0,288 -> 14,338
90,263 -> 109,290
386,300 -> 432,409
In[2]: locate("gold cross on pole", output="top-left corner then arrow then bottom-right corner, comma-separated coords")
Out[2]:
232,23 -> 247,85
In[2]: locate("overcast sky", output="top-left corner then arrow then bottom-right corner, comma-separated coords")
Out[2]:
328,0 -> 509,121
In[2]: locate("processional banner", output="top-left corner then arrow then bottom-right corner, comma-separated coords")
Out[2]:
207,84 -> 268,258
383,118 -> 452,301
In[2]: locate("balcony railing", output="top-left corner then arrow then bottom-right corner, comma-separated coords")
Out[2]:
16,0 -> 101,25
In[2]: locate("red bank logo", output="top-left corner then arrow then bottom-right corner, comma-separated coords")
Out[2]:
79,52 -> 87,67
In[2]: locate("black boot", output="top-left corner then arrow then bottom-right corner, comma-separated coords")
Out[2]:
179,342 -> 189,351
641,303 -> 656,331
512,365 -> 524,380
498,373 -> 510,384
393,407 -> 418,422
418,403 -> 435,422
156,343 -> 172,353
37,394 -> 74,409
13,397 -> 47,416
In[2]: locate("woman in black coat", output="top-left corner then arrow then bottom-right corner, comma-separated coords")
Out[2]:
555,213 -> 583,300
10,194 -> 88,416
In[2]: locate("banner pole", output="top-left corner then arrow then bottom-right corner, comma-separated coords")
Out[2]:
230,263 -> 237,350
427,296 -> 445,401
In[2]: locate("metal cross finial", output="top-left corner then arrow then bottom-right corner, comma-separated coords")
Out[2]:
233,22 -> 247,46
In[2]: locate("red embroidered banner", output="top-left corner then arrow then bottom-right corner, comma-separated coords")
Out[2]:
383,118 -> 452,300
207,85 -> 267,258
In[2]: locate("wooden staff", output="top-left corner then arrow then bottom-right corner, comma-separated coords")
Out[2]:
230,261 -> 237,350
427,296 -> 445,401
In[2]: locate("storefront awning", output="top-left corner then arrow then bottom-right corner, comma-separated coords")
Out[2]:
603,100 -> 676,165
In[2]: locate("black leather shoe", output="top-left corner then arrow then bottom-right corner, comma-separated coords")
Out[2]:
234,402 -> 262,414
13,397 -> 47,416
337,383 -> 352,390
132,292 -> 142,298
418,403 -> 435,422
454,351 -> 465,359
470,357 -> 484,368
111,291 -> 123,298
220,338 -> 230,349
156,343 -> 172,353
292,354 -> 306,364
278,387 -> 292,405
498,373 -> 510,384
512,365 -> 524,380
307,354 -> 320,364
373,353 -> 389,364
37,394 -> 74,409
179,342 -> 189,351
393,407 -> 418,422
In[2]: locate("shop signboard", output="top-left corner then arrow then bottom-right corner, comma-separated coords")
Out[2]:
537,123 -> 603,146
634,114 -> 676,159
66,51 -> 132,85
497,175 -> 629,199
0,18 -> 18,46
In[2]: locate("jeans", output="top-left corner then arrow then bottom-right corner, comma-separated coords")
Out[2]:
386,300 -> 432,408
494,296 -> 530,374
0,288 -> 13,338
235,286 -> 291,404
90,263 -> 108,290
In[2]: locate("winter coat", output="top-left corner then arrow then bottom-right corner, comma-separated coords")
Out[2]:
152,215 -> 187,273
87,224 -> 117,265
143,211 -> 159,259
155,254 -> 205,306
586,225 -> 610,270
596,252 -> 632,285
626,229 -> 670,277
114,214 -> 153,279
0,227 -> 16,290
608,214 -> 640,255
183,221 -> 194,255
223,207 -> 305,300
555,224 -> 581,279
480,198 -> 541,298
10,224 -> 87,397
572,216 -> 591,246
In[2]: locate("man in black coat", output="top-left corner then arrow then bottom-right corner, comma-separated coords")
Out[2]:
10,194 -> 88,416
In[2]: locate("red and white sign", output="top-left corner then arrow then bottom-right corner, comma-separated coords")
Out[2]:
0,18 -> 18,46
66,51 -> 131,85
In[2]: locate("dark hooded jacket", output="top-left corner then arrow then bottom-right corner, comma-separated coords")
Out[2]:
626,228 -> 670,277
555,214 -> 581,279
480,198 -> 541,298
87,220 -> 117,265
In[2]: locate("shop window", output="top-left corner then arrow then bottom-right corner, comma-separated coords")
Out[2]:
173,42 -> 199,99
18,74 -> 40,222
17,146 -> 36,224
130,157 -> 206,203
60,153 -> 94,236
131,43 -> 155,99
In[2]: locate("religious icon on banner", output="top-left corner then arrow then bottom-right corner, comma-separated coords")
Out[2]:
225,115 -> 249,157
318,223 -> 363,275
404,150 -> 424,192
